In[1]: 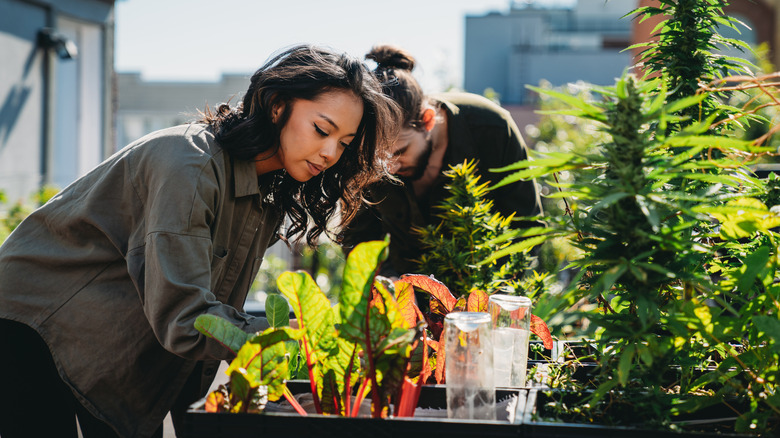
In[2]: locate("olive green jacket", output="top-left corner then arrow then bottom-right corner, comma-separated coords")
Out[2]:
0,124 -> 279,437
342,92 -> 542,276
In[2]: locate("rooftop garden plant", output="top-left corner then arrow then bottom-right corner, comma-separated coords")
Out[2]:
197,237 -> 552,414
195,239 -> 427,418
486,0 -> 779,434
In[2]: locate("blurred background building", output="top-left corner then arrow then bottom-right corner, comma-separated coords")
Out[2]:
0,0 -> 115,203
2,0 -> 780,210
115,72 -> 248,150
464,0 -> 634,105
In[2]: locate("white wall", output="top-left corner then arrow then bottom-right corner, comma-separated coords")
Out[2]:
0,0 -> 46,203
51,15 -> 104,190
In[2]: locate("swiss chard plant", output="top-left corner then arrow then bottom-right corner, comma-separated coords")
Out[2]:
194,316 -> 300,413
195,239 -> 426,418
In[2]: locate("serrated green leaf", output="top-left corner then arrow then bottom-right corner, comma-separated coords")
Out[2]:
617,345 -> 635,386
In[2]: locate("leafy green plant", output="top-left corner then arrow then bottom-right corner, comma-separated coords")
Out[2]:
524,80 -> 610,285
487,0 -> 779,433
195,316 -> 300,413
631,0 -> 754,132
413,159 -> 534,296
195,239 -> 425,418
411,158 -> 572,336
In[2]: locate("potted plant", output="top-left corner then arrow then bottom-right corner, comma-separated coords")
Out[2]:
409,159 -> 556,380
181,239 -> 529,438
487,0 -> 779,435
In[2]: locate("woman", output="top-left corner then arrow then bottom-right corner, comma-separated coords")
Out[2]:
341,44 -> 542,277
0,44 -> 400,438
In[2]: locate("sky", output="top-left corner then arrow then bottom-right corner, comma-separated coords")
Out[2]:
114,0 -> 575,93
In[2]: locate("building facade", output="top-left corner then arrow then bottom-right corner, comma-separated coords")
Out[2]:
0,0 -> 115,203
116,72 -> 250,150
465,0 -> 635,105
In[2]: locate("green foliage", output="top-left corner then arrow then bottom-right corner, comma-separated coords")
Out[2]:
633,0 -> 754,131
522,81 -> 608,279
520,74 -> 777,432
194,314 -> 301,412
197,240 -> 422,418
413,159 -> 534,296
0,185 -> 59,245
264,294 -> 290,328
491,1 -> 779,433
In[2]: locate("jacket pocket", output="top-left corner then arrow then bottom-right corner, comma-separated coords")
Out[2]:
210,247 -> 229,291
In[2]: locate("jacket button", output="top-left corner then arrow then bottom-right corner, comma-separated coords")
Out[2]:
204,367 -> 217,377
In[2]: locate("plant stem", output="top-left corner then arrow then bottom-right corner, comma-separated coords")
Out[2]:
283,386 -> 308,416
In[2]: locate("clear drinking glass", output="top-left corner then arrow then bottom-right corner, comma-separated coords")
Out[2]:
444,311 -> 496,420
488,294 -> 532,387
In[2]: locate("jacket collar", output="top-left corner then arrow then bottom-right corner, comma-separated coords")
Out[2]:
232,157 -> 261,198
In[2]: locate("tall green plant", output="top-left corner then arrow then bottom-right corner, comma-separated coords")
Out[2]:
632,0 -> 754,131
488,1 -> 779,433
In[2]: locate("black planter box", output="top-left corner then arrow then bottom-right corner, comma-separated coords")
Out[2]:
522,388 -> 754,438
182,381 -> 526,438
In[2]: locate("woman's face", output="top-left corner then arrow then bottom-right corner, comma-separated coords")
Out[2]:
255,89 -> 364,181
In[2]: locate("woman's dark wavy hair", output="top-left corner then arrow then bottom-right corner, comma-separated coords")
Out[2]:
366,44 -> 431,130
199,44 -> 401,246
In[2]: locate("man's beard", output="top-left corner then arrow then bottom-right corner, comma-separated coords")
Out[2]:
410,138 -> 434,181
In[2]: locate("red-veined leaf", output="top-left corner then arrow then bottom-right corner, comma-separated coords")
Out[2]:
531,314 -> 553,350
340,241 -> 389,342
277,270 -> 336,414
194,314 -> 253,355
205,390 -> 226,413
398,274 -> 458,312
467,290 -> 489,312
227,327 -> 300,402
394,280 -> 420,329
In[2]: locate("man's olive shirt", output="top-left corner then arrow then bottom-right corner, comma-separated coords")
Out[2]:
342,92 -> 543,276
0,124 -> 278,437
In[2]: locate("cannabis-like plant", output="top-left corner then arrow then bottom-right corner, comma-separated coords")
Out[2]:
495,73 -> 778,434
489,1 -> 779,433
632,0 -> 754,131
413,159 -> 535,297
